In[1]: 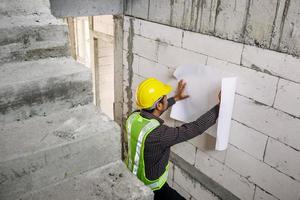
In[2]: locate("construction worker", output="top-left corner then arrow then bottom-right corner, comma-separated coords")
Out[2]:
126,77 -> 221,200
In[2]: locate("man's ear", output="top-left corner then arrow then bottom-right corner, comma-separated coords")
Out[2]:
156,102 -> 164,111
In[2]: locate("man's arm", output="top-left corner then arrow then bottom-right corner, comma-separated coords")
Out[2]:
159,104 -> 219,148
159,79 -> 220,147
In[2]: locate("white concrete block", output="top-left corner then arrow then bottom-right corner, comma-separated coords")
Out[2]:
274,79 -> 300,117
157,43 -> 207,69
173,165 -> 218,200
132,73 -> 145,92
193,181 -> 220,200
229,120 -> 268,161
173,165 -> 195,198
242,45 -> 300,83
93,16 -> 114,35
225,145 -> 300,200
138,56 -> 175,84
254,187 -> 278,200
172,182 -> 192,200
123,31 -> 129,51
188,133 -> 226,163
122,50 -> 139,74
233,95 -> 300,150
167,162 -> 174,186
171,142 -> 196,165
205,123 -> 217,136
140,19 -> 183,47
207,57 -> 278,106
195,149 -> 255,200
133,35 -> 159,62
182,31 -> 243,64
264,138 -> 300,181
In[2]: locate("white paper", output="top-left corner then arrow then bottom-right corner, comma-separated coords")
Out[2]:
170,65 -> 223,122
170,64 -> 237,151
215,77 -> 237,151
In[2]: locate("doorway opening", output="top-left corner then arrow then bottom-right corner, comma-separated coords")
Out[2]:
67,15 -> 115,120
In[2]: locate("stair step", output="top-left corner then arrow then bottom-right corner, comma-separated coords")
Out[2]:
20,161 -> 153,200
0,40 -> 70,64
0,104 -> 121,199
0,0 -> 51,17
0,15 -> 68,47
0,15 -> 69,64
0,57 -> 93,124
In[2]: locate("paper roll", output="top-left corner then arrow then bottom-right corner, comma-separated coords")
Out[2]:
215,77 -> 237,151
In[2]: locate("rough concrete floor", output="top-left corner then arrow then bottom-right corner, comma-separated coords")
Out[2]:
20,160 -> 154,200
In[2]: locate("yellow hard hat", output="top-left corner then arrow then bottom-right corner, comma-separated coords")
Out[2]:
136,78 -> 172,109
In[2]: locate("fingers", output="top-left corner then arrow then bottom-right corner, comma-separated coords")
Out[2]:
178,79 -> 186,91
182,94 -> 190,99
177,79 -> 183,89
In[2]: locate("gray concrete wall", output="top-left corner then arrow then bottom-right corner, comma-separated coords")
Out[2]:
49,0 -> 123,17
125,0 -> 300,57
122,16 -> 300,200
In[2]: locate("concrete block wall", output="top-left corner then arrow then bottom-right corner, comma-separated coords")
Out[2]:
122,16 -> 300,200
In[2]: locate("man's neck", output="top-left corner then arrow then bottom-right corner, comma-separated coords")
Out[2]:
152,109 -> 162,118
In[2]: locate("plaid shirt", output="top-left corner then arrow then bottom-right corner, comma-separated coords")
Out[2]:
139,97 -> 220,180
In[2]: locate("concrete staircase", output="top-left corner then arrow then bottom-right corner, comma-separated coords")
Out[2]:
0,0 -> 153,199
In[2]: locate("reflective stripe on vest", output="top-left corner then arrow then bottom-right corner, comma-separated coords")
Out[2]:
147,168 -> 168,190
126,112 -> 139,170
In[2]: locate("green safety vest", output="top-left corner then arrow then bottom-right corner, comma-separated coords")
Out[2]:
126,112 -> 169,191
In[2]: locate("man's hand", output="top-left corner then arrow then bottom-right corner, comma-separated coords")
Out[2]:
174,80 -> 189,102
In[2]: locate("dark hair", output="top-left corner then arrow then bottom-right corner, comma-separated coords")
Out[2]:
142,96 -> 165,113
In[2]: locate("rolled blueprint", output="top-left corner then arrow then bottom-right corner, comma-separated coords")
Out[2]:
215,77 -> 237,151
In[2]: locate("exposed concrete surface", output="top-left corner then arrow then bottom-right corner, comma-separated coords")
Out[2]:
148,0 -> 171,25
126,0 -> 300,57
20,160 -> 153,200
0,15 -> 70,64
0,0 -> 51,17
49,0 -> 123,17
0,39 -> 69,64
278,0 -> 300,56
214,0 -> 248,42
0,1 -> 152,200
0,104 -> 121,199
0,57 -> 93,124
244,0 -> 282,48
0,15 -> 68,47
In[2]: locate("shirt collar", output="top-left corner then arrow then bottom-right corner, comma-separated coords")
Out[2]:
139,110 -> 164,124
